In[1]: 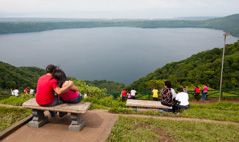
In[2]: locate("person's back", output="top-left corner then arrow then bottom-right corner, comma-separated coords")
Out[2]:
161,88 -> 174,106
203,85 -> 208,92
176,92 -> 189,106
14,89 -> 19,97
30,89 -> 34,95
121,90 -> 127,97
59,80 -> 80,102
131,89 -> 136,96
36,74 -> 58,105
194,87 -> 200,93
152,88 -> 159,101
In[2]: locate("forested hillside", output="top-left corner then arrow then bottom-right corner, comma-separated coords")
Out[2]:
0,14 -> 239,37
0,62 -> 45,89
85,80 -> 125,92
127,42 -> 239,92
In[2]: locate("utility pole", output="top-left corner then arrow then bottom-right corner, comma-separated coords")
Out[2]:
219,33 -> 230,102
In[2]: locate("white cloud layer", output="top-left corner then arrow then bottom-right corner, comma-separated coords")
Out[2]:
0,0 -> 239,18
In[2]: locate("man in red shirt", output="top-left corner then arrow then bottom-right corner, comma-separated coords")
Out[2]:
194,86 -> 201,101
121,88 -> 127,102
24,88 -> 29,94
36,64 -> 73,117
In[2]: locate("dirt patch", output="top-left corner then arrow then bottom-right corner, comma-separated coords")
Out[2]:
152,127 -> 173,142
134,124 -> 174,142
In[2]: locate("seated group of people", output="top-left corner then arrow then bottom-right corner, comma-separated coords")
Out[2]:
161,81 -> 190,113
36,64 -> 81,117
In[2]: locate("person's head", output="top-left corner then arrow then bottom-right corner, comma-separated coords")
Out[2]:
177,88 -> 183,93
123,88 -> 126,91
183,86 -> 186,88
52,69 -> 66,87
164,81 -> 172,88
205,84 -> 207,86
46,64 -> 57,74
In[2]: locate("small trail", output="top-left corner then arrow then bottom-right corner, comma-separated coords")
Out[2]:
117,113 -> 239,125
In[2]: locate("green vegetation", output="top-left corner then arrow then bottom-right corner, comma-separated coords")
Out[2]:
107,116 -> 239,142
128,42 -> 239,92
82,96 -> 126,109
0,14 -> 239,37
0,106 -> 31,132
85,80 -> 125,92
0,61 -> 45,90
0,94 -> 34,106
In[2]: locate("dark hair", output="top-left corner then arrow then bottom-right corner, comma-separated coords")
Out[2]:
164,81 -> 172,88
46,64 -> 57,73
52,69 -> 66,88
177,88 -> 183,92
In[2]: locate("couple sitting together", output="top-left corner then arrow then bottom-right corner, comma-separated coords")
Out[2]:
161,81 -> 190,113
36,64 -> 81,117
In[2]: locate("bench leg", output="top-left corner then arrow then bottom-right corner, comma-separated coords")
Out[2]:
69,113 -> 85,131
29,109 -> 48,128
133,107 -> 137,112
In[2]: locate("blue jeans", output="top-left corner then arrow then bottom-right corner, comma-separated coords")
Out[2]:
40,95 -> 64,117
153,98 -> 158,101
202,92 -> 207,101
178,104 -> 191,109
62,95 -> 81,104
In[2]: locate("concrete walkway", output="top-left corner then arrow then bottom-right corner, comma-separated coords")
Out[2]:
1,109 -> 118,142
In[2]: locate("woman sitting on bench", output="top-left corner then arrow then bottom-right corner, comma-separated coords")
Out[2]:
53,69 -> 82,104
160,81 -> 177,113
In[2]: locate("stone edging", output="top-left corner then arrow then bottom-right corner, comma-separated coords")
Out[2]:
0,114 -> 33,141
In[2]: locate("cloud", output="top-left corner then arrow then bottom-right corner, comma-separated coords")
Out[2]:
0,0 -> 238,18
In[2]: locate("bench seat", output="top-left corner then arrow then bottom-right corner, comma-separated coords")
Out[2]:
22,98 -> 91,131
126,99 -> 171,112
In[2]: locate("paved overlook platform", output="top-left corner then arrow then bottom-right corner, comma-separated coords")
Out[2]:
2,109 -> 118,142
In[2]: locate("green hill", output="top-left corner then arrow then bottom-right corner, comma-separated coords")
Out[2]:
84,80 -> 125,92
200,14 -> 239,37
0,14 -> 239,37
127,42 -> 239,92
0,61 -> 45,89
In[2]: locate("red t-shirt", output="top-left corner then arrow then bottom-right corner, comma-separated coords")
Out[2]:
36,75 -> 58,105
121,90 -> 127,97
194,87 -> 200,93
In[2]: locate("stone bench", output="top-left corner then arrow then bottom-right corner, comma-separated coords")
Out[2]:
22,98 -> 91,131
126,99 -> 171,113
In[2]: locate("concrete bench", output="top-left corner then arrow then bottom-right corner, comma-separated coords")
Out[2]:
22,98 -> 91,131
126,99 -> 171,113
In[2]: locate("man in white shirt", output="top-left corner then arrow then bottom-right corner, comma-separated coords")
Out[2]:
130,89 -> 136,99
176,88 -> 190,109
30,89 -> 35,96
13,89 -> 19,98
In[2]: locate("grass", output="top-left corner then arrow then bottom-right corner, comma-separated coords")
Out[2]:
83,96 -> 126,109
108,101 -> 239,122
0,106 -> 32,132
0,94 -> 34,106
107,116 -> 239,142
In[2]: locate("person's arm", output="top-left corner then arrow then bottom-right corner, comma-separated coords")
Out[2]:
54,80 -> 73,95
70,84 -> 79,91
62,81 -> 79,91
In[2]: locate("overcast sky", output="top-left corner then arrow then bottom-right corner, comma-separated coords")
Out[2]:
0,0 -> 239,19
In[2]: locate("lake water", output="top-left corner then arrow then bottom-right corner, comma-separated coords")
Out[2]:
0,27 -> 238,85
